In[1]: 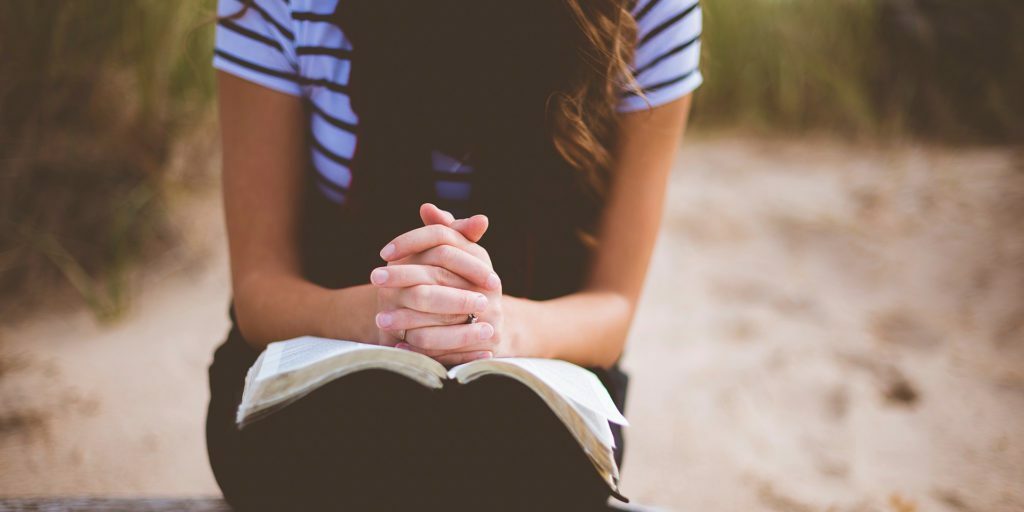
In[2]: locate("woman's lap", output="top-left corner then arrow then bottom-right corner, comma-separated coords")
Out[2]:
206,328 -> 610,510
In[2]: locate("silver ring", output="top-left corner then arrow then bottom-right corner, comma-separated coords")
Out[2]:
466,313 -> 478,324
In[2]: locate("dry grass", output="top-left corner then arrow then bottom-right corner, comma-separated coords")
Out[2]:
695,0 -> 1024,143
0,0 -> 216,319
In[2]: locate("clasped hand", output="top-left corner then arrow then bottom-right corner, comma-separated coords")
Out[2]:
371,204 -> 508,365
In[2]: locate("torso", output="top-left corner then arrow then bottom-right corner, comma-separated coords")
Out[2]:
215,0 -> 703,213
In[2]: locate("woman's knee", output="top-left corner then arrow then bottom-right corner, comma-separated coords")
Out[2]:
213,370 -> 442,509
445,376 -> 611,506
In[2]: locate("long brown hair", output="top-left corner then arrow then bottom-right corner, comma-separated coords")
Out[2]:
553,0 -> 638,198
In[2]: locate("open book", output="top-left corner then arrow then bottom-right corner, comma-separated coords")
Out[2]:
237,336 -> 629,494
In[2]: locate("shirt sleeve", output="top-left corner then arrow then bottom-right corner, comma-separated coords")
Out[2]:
618,0 -> 703,112
213,0 -> 302,97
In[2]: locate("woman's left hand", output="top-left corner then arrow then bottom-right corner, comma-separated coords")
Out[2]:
374,204 -> 515,364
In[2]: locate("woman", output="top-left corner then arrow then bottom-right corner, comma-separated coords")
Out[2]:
207,0 -> 701,509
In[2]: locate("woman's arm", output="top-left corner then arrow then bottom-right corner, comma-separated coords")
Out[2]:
219,72 -> 378,348
507,95 -> 693,368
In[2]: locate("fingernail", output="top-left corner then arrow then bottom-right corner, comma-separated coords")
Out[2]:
442,210 -> 455,223
478,323 -> 494,340
486,272 -> 501,290
480,351 -> 493,359
376,312 -> 393,328
380,243 -> 396,259
474,294 -> 488,311
396,343 -> 412,351
370,268 -> 389,285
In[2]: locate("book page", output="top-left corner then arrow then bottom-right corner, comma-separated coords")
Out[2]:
452,358 -> 628,425
255,336 -> 390,382
239,337 -> 448,428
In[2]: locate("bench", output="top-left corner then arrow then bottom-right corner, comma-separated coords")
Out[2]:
0,498 -> 231,511
0,497 -> 661,511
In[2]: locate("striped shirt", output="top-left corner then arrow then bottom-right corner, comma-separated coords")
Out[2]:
213,0 -> 703,205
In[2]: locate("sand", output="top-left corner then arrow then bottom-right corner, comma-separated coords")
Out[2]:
1,138 -> 1022,511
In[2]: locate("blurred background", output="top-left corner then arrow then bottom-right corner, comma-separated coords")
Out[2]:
1,0 -> 1022,510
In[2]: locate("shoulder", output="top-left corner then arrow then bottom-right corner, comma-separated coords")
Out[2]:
214,0 -> 305,96
290,0 -> 340,17
631,0 -> 701,47
214,0 -> 349,95
216,0 -> 341,41
217,0 -> 296,39
620,0 -> 703,112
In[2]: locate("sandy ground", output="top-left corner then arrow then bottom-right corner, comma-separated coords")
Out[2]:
1,138 -> 1022,511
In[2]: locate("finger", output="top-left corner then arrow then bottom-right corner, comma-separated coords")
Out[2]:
420,203 -> 490,245
370,265 -> 473,289
419,203 -> 455,227
397,344 -> 493,365
380,224 -> 472,262
446,216 -> 491,264
402,322 -> 495,352
397,285 -> 489,314
376,308 -> 476,331
378,329 -> 403,347
449,215 -> 489,243
403,245 -> 499,290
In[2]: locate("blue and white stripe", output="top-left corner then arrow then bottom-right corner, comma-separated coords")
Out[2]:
619,0 -> 703,111
213,0 -> 702,205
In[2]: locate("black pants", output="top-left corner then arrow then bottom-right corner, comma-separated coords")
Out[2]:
206,325 -> 622,511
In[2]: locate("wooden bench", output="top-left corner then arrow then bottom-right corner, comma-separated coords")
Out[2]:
0,497 -> 662,511
0,498 -> 231,511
